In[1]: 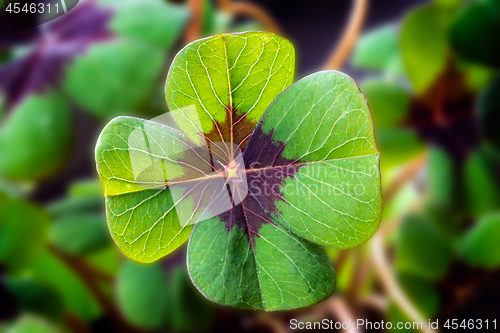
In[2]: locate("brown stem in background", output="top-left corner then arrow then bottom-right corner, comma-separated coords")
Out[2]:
218,0 -> 282,33
255,313 -> 288,333
370,234 -> 433,333
50,247 -> 140,333
185,0 -> 203,43
359,294 -> 387,314
328,298 -> 357,333
63,312 -> 92,333
383,153 -> 427,203
324,0 -> 369,70
333,249 -> 350,272
344,248 -> 363,303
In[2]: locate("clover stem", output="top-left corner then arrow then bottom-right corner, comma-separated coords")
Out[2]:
185,0 -> 203,43
370,234 -> 433,333
324,0 -> 369,70
383,153 -> 427,203
218,0 -> 282,33
49,246 -> 138,333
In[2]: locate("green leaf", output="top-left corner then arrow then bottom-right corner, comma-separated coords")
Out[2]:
6,316 -> 57,333
117,261 -> 169,329
96,33 -> 381,311
188,71 -> 380,310
478,75 -> 500,154
68,179 -> 104,198
352,25 -> 404,76
463,63 -> 494,93
0,194 -> 49,273
50,214 -> 110,255
165,31 -> 295,148
0,92 -> 71,181
85,245 -> 120,276
428,146 -> 458,207
64,40 -> 164,118
397,274 -> 440,317
434,0 -> 460,8
4,276 -> 63,320
401,5 -> 450,94
95,116 -> 197,262
389,274 -> 439,332
188,221 -> 336,310
31,252 -> 101,321
169,266 -> 214,331
464,149 -> 500,216
96,32 -> 295,262
360,79 -> 410,128
450,0 -> 500,68
101,0 -> 189,49
376,128 -> 424,167
255,71 -> 381,248
47,196 -> 103,217
396,214 -> 453,279
461,213 -> 500,269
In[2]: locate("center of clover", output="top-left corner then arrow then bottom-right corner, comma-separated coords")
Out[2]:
223,159 -> 241,181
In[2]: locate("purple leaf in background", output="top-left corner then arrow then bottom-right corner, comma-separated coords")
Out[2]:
0,0 -> 113,109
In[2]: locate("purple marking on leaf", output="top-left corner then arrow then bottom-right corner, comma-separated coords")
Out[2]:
217,124 -> 303,245
0,0 -> 113,109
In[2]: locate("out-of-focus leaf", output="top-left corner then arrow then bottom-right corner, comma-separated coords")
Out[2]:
464,149 -> 500,216
463,63 -> 494,93
389,274 -> 439,332
0,92 -> 71,181
396,214 -> 453,279
478,75 -> 500,154
0,194 -> 49,273
202,0 -> 217,34
352,25 -> 404,76
31,252 -> 101,321
398,273 -> 440,317
169,266 -> 214,331
424,202 -> 462,241
101,0 -> 188,49
85,246 -> 120,276
4,276 -> 63,320
6,315 -> 57,333
64,39 -> 164,118
434,0 -> 460,7
428,146 -> 457,207
376,128 -> 424,167
50,214 -> 110,255
462,213 -> 500,269
401,5 -> 450,94
117,261 -> 169,329
0,1 -> 112,108
360,79 -> 410,128
450,0 -> 500,68
68,179 -> 104,198
47,196 -> 103,217
48,179 -> 104,217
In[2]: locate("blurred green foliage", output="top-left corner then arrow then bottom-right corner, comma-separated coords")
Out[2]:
0,93 -> 71,181
0,0 -> 262,331
351,0 -> 500,327
0,0 -> 499,330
